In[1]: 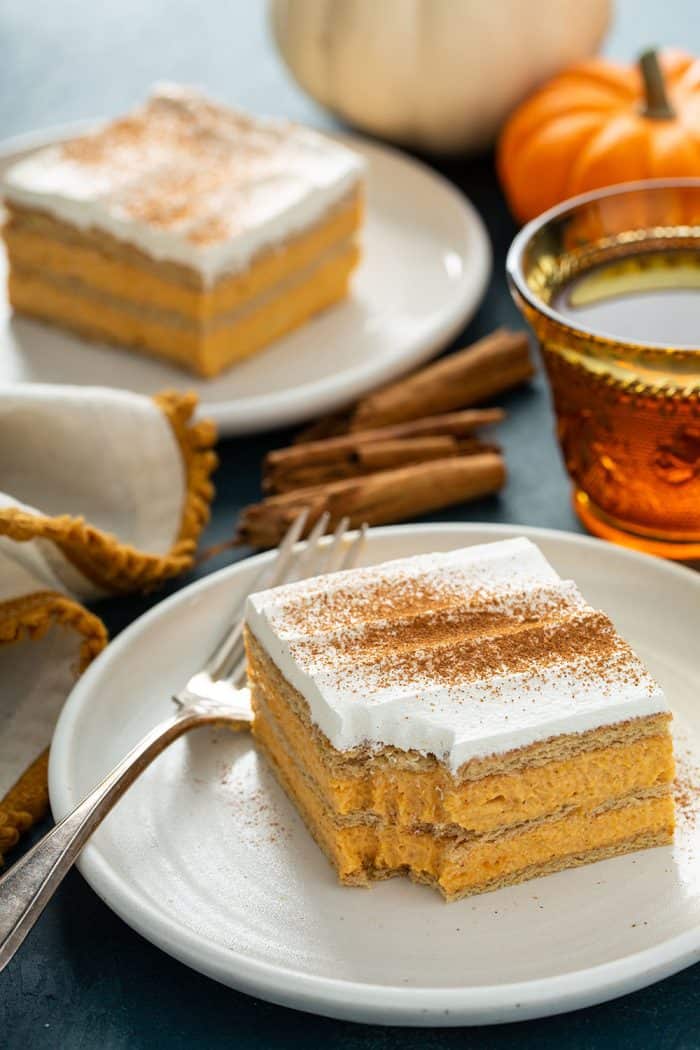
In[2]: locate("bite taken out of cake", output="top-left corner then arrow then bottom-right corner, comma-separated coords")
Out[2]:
2,85 -> 365,377
244,537 -> 674,901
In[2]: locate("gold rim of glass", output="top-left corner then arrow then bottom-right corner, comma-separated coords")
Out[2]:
506,176 -> 700,355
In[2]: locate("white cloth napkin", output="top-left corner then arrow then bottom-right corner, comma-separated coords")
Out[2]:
0,385 -> 216,855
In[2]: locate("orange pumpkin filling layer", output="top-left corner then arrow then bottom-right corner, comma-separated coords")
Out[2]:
4,196 -> 362,377
246,630 -> 675,901
254,701 -> 673,899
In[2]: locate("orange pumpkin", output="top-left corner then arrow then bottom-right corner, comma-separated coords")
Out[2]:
497,48 -> 700,224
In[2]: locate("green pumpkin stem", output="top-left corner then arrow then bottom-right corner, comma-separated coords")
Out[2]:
639,49 -> 675,119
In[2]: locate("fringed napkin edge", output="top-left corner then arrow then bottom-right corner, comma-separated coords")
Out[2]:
0,389 -> 218,860
0,592 -> 107,862
0,390 -> 218,593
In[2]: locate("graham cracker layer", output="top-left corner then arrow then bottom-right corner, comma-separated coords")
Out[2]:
438,831 -> 672,902
254,711 -> 674,901
3,189 -> 362,313
8,240 -> 359,377
246,622 -> 674,899
246,630 -> 674,829
253,684 -> 673,837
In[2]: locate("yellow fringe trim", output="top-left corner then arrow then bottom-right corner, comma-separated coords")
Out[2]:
0,389 -> 217,594
0,591 -> 108,863
0,590 -> 107,668
0,751 -> 50,859
154,390 -> 218,551
0,390 -> 216,859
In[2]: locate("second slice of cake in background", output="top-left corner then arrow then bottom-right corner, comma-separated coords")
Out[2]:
2,85 -> 365,377
245,537 -> 675,900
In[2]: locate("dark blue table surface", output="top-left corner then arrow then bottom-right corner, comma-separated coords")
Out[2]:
2,2 -> 699,1046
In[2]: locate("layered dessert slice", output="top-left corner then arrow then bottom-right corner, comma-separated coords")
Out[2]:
2,85 -> 365,377
245,537 -> 674,901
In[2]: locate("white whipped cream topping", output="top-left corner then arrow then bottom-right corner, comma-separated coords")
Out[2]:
2,84 -> 365,285
246,538 -> 668,773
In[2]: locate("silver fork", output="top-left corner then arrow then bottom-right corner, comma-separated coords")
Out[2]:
0,510 -> 367,972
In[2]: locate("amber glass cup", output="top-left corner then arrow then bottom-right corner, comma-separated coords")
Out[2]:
507,179 -> 700,560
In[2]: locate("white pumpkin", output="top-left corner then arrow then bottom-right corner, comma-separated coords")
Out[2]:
270,0 -> 611,154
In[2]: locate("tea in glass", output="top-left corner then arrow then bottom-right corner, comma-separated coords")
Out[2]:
508,181 -> 700,559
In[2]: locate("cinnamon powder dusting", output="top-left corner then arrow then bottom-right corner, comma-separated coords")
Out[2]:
674,745 -> 700,836
267,567 -> 654,703
57,87 -> 327,244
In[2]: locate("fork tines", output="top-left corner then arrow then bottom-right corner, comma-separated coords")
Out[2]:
203,510 -> 367,684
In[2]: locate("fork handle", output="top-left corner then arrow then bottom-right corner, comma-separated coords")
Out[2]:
0,708 -> 215,972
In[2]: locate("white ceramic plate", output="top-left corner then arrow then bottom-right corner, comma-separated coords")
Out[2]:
49,524 -> 700,1026
0,125 -> 490,436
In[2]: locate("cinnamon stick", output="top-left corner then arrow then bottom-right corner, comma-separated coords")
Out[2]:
354,436 -> 482,471
267,436 -> 496,492
238,452 -> 506,548
295,328 -> 532,442
349,328 -> 533,431
264,408 -> 503,492
294,413 -> 351,444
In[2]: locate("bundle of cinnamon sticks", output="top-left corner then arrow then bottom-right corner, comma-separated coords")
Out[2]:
237,328 -> 533,548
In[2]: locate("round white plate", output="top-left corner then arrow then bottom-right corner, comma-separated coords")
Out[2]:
49,524 -> 700,1026
0,125 -> 490,436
